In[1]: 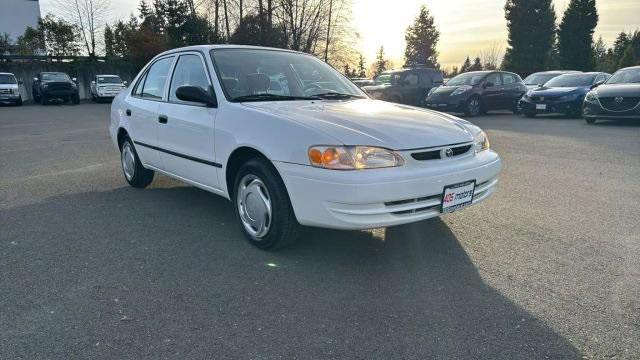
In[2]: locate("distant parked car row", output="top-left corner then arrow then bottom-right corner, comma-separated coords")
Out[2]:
362,66 -> 444,106
0,71 -> 127,106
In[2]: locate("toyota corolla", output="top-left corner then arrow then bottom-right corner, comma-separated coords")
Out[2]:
110,45 -> 502,249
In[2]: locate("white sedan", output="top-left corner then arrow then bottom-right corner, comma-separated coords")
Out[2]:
110,45 -> 502,249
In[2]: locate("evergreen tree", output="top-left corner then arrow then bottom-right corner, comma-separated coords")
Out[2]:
502,0 -> 556,76
139,0 -> 152,20
460,56 -> 471,73
16,26 -> 45,55
618,31 -> 640,68
403,5 -> 439,67
374,46 -> 388,76
470,56 -> 483,71
104,24 -> 115,56
557,0 -> 598,71
612,32 -> 631,64
357,54 -> 366,77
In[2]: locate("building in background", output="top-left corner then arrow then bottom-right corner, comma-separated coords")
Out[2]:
0,0 -> 41,41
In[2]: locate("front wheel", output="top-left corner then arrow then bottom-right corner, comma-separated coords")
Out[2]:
120,137 -> 154,188
524,111 -> 536,118
72,94 -> 80,104
233,158 -> 300,250
464,96 -> 482,117
585,117 -> 596,124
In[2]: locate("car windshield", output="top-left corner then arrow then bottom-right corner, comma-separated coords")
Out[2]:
42,73 -> 71,82
545,74 -> 596,87
446,72 -> 484,86
606,68 -> 640,84
0,74 -> 17,84
97,76 -> 122,84
524,74 -> 560,85
210,49 -> 365,101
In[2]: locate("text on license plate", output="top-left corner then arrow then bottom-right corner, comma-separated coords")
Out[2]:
442,181 -> 476,213
536,104 -> 547,110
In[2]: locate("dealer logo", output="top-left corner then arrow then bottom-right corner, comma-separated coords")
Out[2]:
615,96 -> 624,103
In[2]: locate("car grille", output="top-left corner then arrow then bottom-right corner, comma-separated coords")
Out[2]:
48,83 -> 72,91
411,144 -> 472,161
383,178 -> 497,216
0,89 -> 10,95
599,97 -> 640,112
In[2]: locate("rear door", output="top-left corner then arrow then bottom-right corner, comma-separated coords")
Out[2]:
156,52 -> 220,189
481,72 -> 504,110
125,56 -> 175,169
501,72 -> 523,110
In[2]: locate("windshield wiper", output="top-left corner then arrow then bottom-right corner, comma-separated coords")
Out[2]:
311,92 -> 366,100
233,93 -> 317,102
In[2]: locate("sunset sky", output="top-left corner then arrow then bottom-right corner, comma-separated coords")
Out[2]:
40,0 -> 640,69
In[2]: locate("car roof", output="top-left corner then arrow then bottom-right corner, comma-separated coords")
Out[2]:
618,65 -> 640,71
41,72 -> 67,75
531,70 -> 581,75
154,44 -> 306,59
96,74 -> 121,77
0,72 -> 15,76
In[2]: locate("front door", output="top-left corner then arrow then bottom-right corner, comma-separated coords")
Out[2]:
157,53 -> 220,190
481,72 -> 504,110
126,56 -> 175,169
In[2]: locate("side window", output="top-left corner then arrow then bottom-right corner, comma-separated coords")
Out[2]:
485,73 -> 502,87
132,71 -> 148,96
502,73 -> 517,85
169,54 -> 210,104
141,57 -> 173,100
403,73 -> 419,86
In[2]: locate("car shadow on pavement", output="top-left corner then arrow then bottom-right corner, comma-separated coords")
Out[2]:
1,185 -> 581,359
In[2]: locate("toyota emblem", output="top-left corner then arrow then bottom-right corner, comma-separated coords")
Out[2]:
615,96 -> 624,103
443,148 -> 454,158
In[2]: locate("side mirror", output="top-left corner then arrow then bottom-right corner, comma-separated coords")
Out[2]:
537,83 -> 543,88
484,82 -> 494,88
123,81 -> 128,86
33,77 -> 38,82
175,85 -> 217,107
91,81 -> 96,85
72,77 -> 77,82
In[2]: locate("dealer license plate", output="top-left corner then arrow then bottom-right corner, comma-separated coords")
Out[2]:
441,181 -> 476,213
536,104 -> 547,110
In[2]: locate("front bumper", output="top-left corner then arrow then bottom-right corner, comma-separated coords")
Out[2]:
275,150 -> 502,230
583,100 -> 640,120
519,98 -> 581,115
424,95 -> 466,113
0,94 -> 20,103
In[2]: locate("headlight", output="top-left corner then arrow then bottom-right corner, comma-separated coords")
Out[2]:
451,85 -> 472,96
585,91 -> 597,103
474,131 -> 490,153
308,146 -> 404,170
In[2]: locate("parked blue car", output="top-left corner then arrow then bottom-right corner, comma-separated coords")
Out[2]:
519,72 -> 610,117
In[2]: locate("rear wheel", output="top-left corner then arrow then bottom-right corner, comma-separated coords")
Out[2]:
120,137 -> 154,188
464,96 -> 481,117
72,94 -> 80,104
15,96 -> 22,106
40,94 -> 48,105
233,158 -> 300,250
585,118 -> 597,124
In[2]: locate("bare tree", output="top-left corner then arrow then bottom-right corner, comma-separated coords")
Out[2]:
54,0 -> 111,57
479,41 -> 504,70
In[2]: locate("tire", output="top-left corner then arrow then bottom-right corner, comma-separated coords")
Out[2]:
72,94 -> 80,104
524,111 -> 536,118
585,118 -> 596,124
464,96 -> 482,117
40,94 -> 48,105
91,93 -> 96,102
15,97 -> 22,106
512,101 -> 521,114
233,157 -> 300,250
120,137 -> 154,188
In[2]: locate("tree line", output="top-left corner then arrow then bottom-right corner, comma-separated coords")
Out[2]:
1,0 -> 639,78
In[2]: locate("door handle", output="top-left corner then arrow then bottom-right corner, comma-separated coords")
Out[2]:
158,115 -> 168,124
126,109 -> 131,116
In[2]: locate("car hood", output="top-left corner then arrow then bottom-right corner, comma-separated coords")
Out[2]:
529,86 -> 589,96
432,85 -> 466,96
243,99 -> 474,150
0,84 -> 18,90
362,84 -> 391,92
594,84 -> 640,97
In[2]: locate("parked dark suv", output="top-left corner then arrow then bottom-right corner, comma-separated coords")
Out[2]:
425,71 -> 527,116
362,67 -> 444,106
32,72 -> 80,105
583,66 -> 640,124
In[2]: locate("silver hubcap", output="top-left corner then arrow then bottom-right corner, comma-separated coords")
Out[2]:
121,142 -> 136,181
236,175 -> 272,239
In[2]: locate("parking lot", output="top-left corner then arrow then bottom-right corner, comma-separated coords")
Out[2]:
1,103 -> 639,359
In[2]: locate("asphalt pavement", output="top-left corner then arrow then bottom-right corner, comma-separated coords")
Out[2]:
1,103 -> 639,359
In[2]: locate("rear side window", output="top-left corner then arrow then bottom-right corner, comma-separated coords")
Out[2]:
169,54 -> 210,104
141,57 -> 174,100
403,73 -> 419,86
485,73 -> 502,87
502,73 -> 518,85
132,72 -> 147,96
